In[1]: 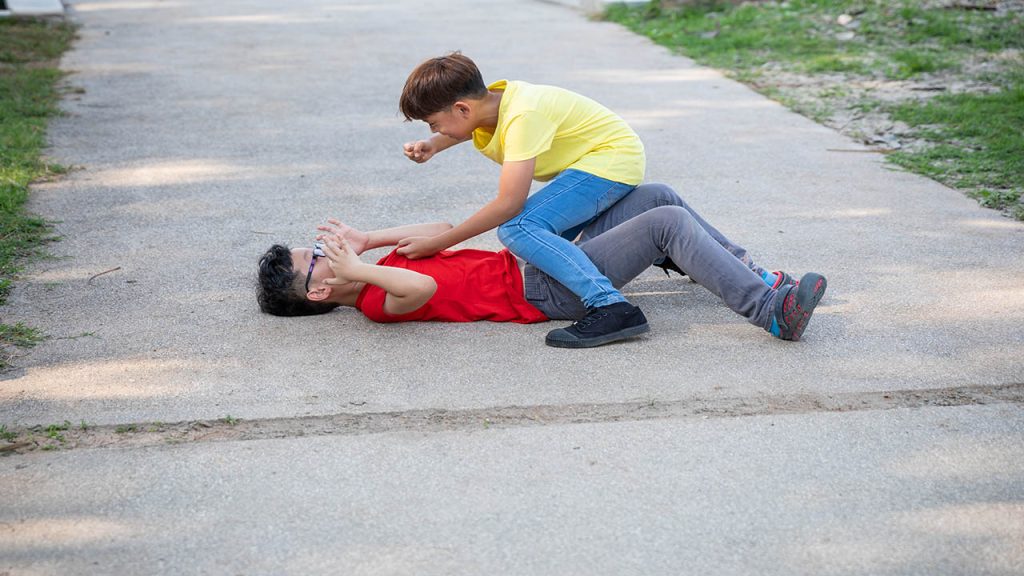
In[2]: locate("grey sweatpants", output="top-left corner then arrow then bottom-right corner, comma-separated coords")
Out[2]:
523,183 -> 778,330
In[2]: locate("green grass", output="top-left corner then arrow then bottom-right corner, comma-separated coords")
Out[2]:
606,0 -> 1023,79
0,321 -> 45,367
605,1 -> 1024,218
889,78 -> 1024,217
0,321 -> 44,347
45,419 -> 71,442
0,18 -> 76,360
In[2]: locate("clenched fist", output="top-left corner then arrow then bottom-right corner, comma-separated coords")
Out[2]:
403,140 -> 436,163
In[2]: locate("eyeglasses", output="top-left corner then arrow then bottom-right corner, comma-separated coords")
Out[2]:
305,241 -> 325,293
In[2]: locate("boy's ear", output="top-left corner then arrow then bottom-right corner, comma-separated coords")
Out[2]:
452,101 -> 472,117
307,285 -> 333,302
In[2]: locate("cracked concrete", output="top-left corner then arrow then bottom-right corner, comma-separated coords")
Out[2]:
5,383 -> 1024,454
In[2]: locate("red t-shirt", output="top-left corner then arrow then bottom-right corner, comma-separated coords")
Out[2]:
355,248 -> 548,324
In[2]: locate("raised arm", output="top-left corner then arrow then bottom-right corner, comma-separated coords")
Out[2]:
404,133 -> 471,163
395,157 -> 536,259
322,237 -> 437,315
365,222 -> 454,250
318,219 -> 453,255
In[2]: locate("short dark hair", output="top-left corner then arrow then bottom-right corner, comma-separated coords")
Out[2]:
399,52 -> 488,121
257,244 -> 340,317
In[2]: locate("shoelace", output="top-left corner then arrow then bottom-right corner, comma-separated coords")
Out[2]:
574,310 -> 609,328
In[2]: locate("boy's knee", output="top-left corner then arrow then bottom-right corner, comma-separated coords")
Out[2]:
498,214 -> 556,240
649,205 -> 694,234
634,183 -> 682,207
496,220 -> 520,246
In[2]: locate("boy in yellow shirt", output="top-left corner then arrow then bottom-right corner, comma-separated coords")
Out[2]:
397,52 -> 649,348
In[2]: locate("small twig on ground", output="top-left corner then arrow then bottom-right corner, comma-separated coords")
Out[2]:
251,230 -> 273,235
946,3 -> 997,11
87,266 -> 121,284
0,442 -> 33,452
838,114 -> 865,132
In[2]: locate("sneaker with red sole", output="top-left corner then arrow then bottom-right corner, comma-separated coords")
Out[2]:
770,270 -> 798,289
770,273 -> 827,341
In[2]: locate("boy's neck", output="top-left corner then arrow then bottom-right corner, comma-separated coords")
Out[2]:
329,281 -> 365,308
476,90 -> 504,130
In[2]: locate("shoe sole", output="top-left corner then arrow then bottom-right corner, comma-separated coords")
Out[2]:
545,323 -> 651,349
784,273 -> 827,341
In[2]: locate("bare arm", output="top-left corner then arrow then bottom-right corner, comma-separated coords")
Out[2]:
396,158 -> 536,258
365,222 -> 453,250
318,220 -> 453,255
323,238 -> 437,315
428,133 -> 470,154
404,133 -> 471,163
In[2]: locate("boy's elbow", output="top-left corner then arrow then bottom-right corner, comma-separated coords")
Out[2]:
424,277 -> 438,300
408,277 -> 437,313
497,200 -> 524,221
384,277 -> 437,316
408,275 -> 437,305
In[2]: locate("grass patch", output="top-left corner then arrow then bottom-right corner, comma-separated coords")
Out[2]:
0,321 -> 45,368
0,17 -> 76,362
604,0 -> 1024,218
45,419 -> 71,442
889,78 -> 1024,216
0,321 -> 44,347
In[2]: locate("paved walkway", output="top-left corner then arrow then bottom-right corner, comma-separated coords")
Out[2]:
2,0 -> 1022,573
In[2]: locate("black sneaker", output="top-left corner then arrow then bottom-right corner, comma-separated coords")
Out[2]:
545,302 -> 650,348
653,256 -> 686,278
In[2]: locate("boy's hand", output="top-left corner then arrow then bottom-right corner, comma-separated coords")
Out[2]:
317,218 -> 369,255
396,236 -> 442,260
403,140 -> 435,163
322,236 -> 363,285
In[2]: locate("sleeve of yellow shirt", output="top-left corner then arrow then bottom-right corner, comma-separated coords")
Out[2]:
501,111 -> 558,163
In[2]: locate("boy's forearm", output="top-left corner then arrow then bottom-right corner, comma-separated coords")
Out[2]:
429,133 -> 469,153
347,261 -> 437,315
366,222 -> 453,249
430,197 -> 521,250
429,160 -> 534,250
348,261 -> 433,297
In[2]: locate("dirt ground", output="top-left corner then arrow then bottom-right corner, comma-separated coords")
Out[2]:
762,48 -> 1022,154
4,383 -> 1022,455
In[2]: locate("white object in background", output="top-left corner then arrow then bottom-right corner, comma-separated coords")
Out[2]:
6,0 -> 65,16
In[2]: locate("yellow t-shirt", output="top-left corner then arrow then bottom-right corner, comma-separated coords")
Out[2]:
472,80 -> 645,185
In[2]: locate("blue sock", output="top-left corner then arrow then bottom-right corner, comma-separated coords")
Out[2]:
760,270 -> 778,288
768,316 -> 780,336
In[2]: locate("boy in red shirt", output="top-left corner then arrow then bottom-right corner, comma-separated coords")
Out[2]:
257,184 -> 827,343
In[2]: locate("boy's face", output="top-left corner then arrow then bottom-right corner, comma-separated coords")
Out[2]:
291,247 -> 332,297
424,103 -> 474,140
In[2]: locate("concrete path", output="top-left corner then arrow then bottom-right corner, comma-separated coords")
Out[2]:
4,405 -> 1022,575
1,0 -> 1022,573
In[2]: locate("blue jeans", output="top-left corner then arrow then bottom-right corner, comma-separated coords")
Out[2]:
497,169 -> 636,309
